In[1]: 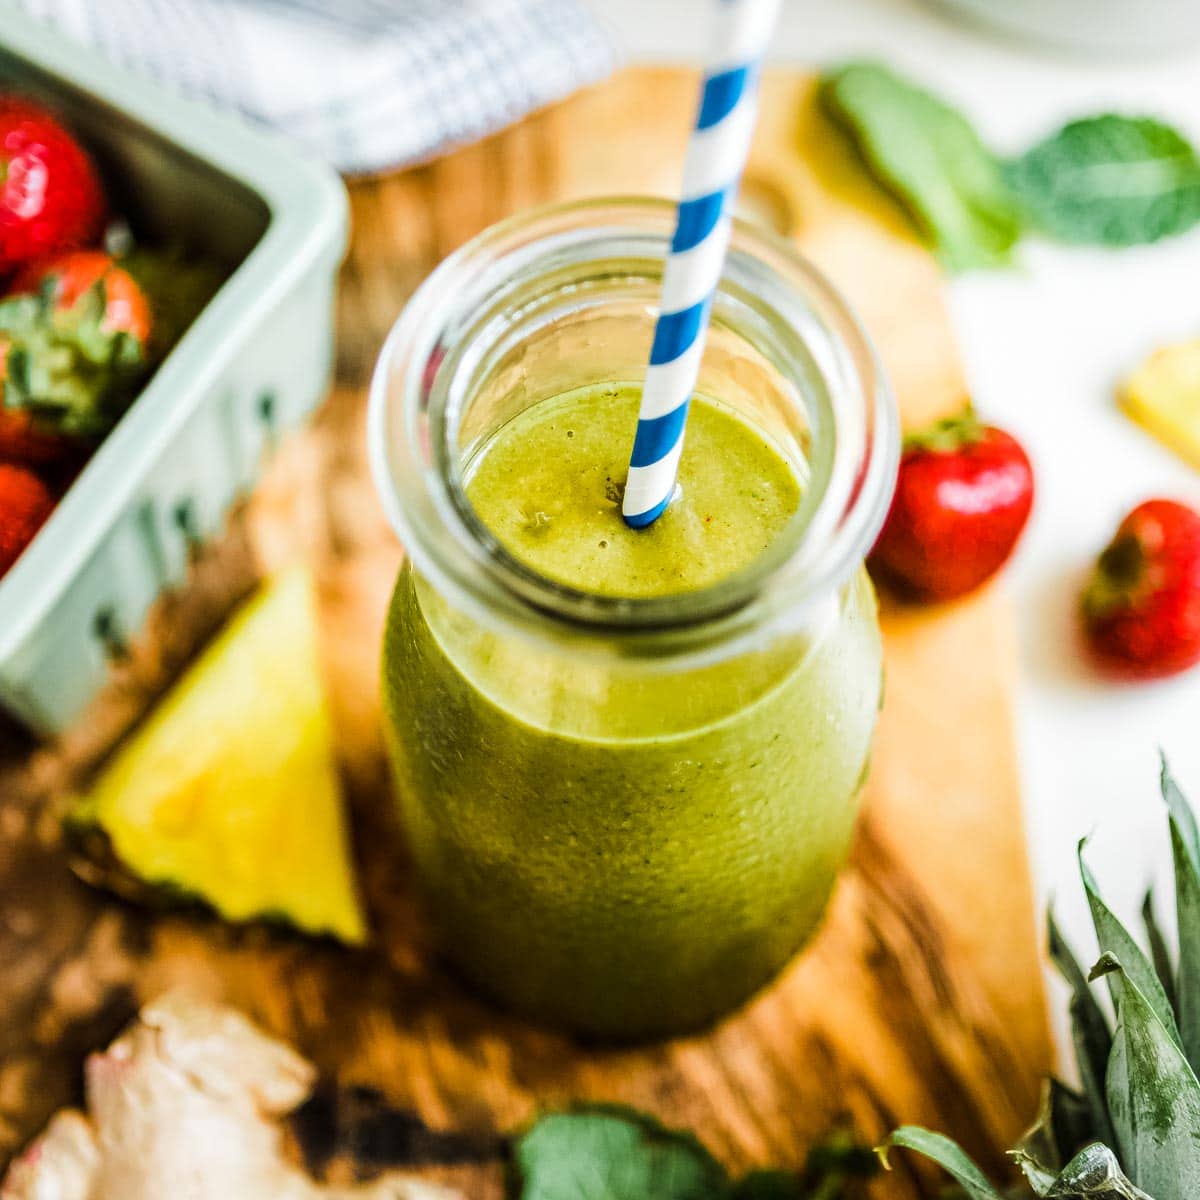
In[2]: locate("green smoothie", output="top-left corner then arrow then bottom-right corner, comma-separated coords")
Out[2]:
383,385 -> 882,1037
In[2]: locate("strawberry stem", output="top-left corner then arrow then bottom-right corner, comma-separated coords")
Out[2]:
902,403 -> 985,453
1084,533 -> 1146,617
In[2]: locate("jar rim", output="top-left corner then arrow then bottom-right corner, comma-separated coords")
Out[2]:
368,196 -> 898,664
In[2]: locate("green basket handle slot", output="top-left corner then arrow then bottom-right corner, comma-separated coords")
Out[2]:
92,606 -> 129,663
258,388 -> 278,455
173,497 -> 202,556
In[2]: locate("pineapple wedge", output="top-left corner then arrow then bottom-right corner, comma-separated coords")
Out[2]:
73,568 -> 366,944
1121,338 -> 1200,470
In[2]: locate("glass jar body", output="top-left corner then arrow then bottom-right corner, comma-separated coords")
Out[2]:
383,563 -> 881,1038
370,199 -> 896,1039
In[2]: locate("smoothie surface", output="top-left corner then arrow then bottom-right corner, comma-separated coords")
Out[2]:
464,385 -> 801,599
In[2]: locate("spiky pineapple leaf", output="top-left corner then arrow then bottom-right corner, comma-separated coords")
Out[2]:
1037,1142 -> 1154,1198
1080,841 -> 1180,1048
1162,754 -> 1200,873
1049,911 -> 1116,1149
877,1128 -> 1004,1199
1016,1078 -> 1101,1190
1012,1104 -> 1060,1193
1141,890 -> 1177,1015
1167,816 -> 1200,1077
1092,953 -> 1200,1200
1161,760 -> 1200,1073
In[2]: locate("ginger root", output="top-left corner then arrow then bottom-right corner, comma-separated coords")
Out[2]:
2,993 -> 457,1200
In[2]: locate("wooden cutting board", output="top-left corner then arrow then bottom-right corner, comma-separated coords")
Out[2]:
0,69 -> 1052,1196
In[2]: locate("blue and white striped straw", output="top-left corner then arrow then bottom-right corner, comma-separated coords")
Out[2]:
622,0 -> 781,529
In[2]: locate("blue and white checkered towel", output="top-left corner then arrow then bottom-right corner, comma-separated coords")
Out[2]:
14,0 -> 620,174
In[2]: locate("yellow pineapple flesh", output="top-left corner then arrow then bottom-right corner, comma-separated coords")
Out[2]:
73,568 -> 366,943
1121,338 -> 1200,470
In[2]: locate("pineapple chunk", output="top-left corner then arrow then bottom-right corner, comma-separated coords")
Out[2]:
73,569 -> 366,943
1121,339 -> 1200,470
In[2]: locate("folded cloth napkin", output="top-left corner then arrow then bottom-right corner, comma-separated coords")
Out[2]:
14,0 -> 620,174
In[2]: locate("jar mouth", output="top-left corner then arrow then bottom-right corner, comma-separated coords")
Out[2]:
369,196 -> 898,662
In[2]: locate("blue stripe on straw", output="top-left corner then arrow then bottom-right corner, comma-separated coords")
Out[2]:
622,0 -> 779,530
696,66 -> 750,130
623,493 -> 673,529
628,401 -> 691,468
672,189 -> 727,252
649,299 -> 710,365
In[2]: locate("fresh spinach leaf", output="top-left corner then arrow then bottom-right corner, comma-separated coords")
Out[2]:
509,1106 -> 727,1200
819,61 -> 1022,271
508,1107 -> 875,1200
1005,115 -> 1200,246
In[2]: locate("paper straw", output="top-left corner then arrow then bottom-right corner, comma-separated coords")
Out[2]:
621,0 -> 781,529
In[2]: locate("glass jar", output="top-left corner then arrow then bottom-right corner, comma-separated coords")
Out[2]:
369,198 -> 897,1040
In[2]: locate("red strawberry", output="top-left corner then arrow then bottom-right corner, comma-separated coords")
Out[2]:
0,98 -> 105,272
0,462 -> 54,577
0,407 -> 76,466
1082,499 -> 1200,680
11,251 -> 152,343
870,407 -> 1034,602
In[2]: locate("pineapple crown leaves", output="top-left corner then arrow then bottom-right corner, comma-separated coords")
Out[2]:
1087,953 -> 1200,1198
877,1128 -> 1002,1199
0,275 -> 145,438
879,757 -> 1200,1199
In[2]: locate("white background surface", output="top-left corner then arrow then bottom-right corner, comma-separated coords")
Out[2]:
598,0 -> 1200,1049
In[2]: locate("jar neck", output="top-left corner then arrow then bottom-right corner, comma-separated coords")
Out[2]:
369,197 -> 897,665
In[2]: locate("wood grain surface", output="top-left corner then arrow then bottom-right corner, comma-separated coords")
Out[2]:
0,69 -> 1052,1196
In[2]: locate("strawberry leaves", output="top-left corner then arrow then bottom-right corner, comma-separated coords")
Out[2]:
0,276 -> 145,437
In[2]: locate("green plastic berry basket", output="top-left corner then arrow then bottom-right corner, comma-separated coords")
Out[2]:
0,10 -> 348,735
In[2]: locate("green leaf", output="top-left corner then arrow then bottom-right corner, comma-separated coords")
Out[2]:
1092,953 -> 1200,1200
1040,1142 -> 1155,1198
1012,1133 -> 1061,1194
819,61 -> 1022,271
1004,114 -> 1200,246
1141,890 -> 1178,1016
1049,911 -> 1115,1148
1079,840 -> 1180,1048
877,1127 -> 1004,1199
795,1131 -> 879,1199
509,1106 -> 728,1200
1169,817 -> 1200,1076
1161,751 -> 1200,1074
725,1172 -> 802,1199
121,246 -> 224,368
76,277 -> 108,328
1161,754 -> 1200,874
1016,1078 -> 1103,1189
0,294 -> 38,332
